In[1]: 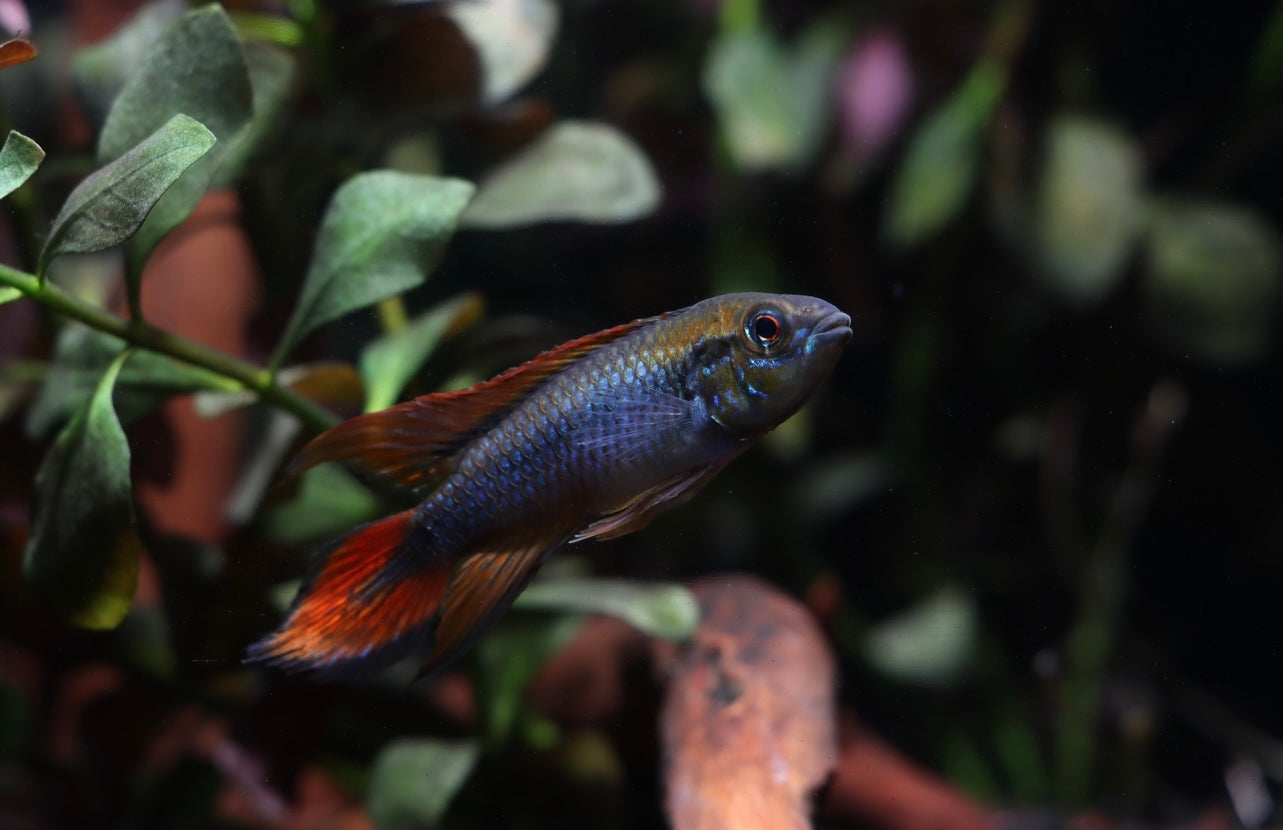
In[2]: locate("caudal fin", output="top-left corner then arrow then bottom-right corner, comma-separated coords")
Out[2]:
249,511 -> 556,678
247,509 -> 452,675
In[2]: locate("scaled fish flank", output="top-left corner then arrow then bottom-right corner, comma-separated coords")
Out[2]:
248,292 -> 852,677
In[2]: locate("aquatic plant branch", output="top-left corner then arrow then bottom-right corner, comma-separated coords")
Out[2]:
1053,380 -> 1187,805
0,261 -> 339,433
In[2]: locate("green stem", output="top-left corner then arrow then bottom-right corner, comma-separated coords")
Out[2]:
0,262 -> 338,434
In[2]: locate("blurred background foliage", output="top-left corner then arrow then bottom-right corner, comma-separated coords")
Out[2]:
1,0 -> 1282,827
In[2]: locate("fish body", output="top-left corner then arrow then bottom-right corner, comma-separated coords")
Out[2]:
249,293 -> 851,677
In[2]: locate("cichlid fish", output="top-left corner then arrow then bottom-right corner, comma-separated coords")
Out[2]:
248,293 -> 851,677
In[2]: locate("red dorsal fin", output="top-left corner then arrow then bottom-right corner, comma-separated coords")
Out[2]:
288,314 -> 663,493
246,509 -> 450,674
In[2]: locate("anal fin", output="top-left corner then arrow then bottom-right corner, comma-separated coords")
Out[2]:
419,540 -> 554,677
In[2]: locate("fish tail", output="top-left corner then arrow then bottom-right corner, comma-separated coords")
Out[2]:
247,508 -> 452,675
249,508 -> 557,678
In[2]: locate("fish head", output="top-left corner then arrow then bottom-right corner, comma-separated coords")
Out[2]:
691,293 -> 852,435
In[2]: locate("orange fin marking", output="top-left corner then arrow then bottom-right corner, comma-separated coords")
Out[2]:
419,541 -> 552,676
247,510 -> 451,673
572,460 -> 733,543
289,315 -> 663,493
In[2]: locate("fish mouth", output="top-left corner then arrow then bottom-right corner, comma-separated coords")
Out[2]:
809,309 -> 853,348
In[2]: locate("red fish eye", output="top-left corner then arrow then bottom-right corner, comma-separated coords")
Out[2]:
749,312 -> 782,345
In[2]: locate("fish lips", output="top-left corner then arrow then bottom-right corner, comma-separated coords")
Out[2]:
806,309 -> 853,353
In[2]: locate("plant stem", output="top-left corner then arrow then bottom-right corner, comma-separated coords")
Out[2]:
0,262 -> 338,434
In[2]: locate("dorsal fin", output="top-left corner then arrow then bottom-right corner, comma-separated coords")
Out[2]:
288,313 -> 663,493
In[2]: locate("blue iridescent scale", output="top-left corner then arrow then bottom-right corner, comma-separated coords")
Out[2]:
415,315 -> 723,550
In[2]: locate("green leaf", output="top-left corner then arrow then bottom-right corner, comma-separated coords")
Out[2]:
25,324 -> 237,437
96,5 -> 253,276
884,61 -> 1006,248
273,172 -> 475,367
24,351 -> 142,629
367,739 -> 481,830
38,114 -> 216,278
476,613 -> 583,744
863,588 -> 977,687
0,131 -> 44,199
71,0 -> 189,125
460,122 -> 659,228
360,293 -> 484,412
211,40 -> 297,188
0,286 -> 19,305
702,16 -> 846,171
1034,116 -> 1143,304
513,578 -> 699,640
1143,199 -> 1282,366
446,0 -> 558,105
98,6 -> 251,164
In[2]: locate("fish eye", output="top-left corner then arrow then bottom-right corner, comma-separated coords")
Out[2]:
746,311 -> 784,348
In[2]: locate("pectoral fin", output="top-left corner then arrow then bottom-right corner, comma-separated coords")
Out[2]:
572,460 -> 734,543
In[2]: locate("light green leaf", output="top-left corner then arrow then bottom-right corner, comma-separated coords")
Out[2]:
0,131 -> 44,199
97,5 -> 253,275
38,114 -> 216,278
273,172 -> 475,366
259,464 -> 383,545
212,40 -> 297,188
25,323 -> 237,437
864,588 -> 977,687
447,0 -> 558,106
71,0 -> 189,125
703,16 -> 846,171
460,122 -> 659,228
1034,117 -> 1143,304
884,62 -> 1006,248
360,293 -> 485,412
0,286 -> 19,305
367,738 -> 481,830
24,351 -> 141,629
1143,199 -> 1282,366
514,578 -> 699,640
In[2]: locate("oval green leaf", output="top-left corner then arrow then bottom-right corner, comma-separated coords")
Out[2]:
460,122 -> 659,228
702,16 -> 845,171
1034,117 -> 1143,304
71,0 -> 189,125
884,61 -> 1006,248
38,113 -> 216,278
97,5 -> 251,164
272,172 -> 475,367
513,577 -> 699,640
0,130 -> 44,200
1143,199 -> 1282,366
863,587 -> 977,687
367,738 -> 481,830
24,351 -> 142,629
359,293 -> 485,412
96,5 -> 253,277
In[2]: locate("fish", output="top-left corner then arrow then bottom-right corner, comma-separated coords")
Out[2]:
247,292 -> 852,677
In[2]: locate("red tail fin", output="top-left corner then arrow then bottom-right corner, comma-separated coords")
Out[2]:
247,509 -> 452,675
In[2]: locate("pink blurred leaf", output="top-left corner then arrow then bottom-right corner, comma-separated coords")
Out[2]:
838,28 -> 914,159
